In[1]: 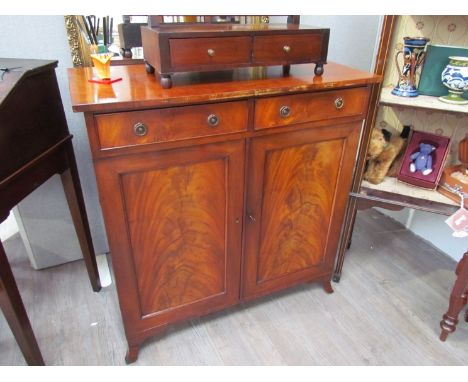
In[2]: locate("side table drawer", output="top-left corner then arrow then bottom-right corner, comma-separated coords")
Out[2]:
254,87 -> 369,130
252,34 -> 324,64
169,37 -> 251,69
95,100 -> 249,150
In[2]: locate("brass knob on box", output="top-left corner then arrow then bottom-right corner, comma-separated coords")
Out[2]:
283,45 -> 291,53
207,114 -> 220,127
279,105 -> 291,118
335,97 -> 344,109
133,122 -> 148,136
207,49 -> 215,57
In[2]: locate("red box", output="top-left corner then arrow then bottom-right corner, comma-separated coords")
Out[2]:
397,130 -> 451,190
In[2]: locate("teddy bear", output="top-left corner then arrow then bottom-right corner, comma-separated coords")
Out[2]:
409,143 -> 436,176
364,125 -> 411,184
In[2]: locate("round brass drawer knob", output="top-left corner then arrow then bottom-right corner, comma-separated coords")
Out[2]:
133,122 -> 148,136
335,97 -> 345,109
283,45 -> 291,53
279,105 -> 291,118
207,114 -> 220,127
207,49 -> 215,57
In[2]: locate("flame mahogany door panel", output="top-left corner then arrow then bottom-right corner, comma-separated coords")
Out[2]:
94,140 -> 245,340
242,122 -> 361,299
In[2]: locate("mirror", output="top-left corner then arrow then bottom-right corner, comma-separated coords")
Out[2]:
64,15 -> 271,67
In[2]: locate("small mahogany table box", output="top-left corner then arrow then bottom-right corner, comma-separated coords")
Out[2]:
141,22 -> 330,88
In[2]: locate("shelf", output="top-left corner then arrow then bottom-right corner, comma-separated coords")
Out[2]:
352,177 -> 459,216
379,87 -> 468,115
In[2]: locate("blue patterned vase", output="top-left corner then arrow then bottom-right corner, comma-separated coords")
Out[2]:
439,56 -> 468,105
392,37 -> 430,97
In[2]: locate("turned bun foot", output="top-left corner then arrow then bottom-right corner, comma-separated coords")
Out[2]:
160,75 -> 172,89
282,64 -> 291,76
314,63 -> 324,76
144,62 -> 155,74
121,48 -> 133,59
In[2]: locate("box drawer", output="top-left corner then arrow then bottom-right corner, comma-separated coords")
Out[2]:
169,37 -> 251,69
252,34 -> 323,64
254,87 -> 369,130
95,100 -> 249,150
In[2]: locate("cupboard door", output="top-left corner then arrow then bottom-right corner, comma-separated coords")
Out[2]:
243,122 -> 361,299
94,140 -> 244,336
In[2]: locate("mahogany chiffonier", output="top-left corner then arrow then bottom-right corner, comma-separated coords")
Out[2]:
68,62 -> 380,363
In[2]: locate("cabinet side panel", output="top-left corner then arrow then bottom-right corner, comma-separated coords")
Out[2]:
121,159 -> 227,316
257,139 -> 343,282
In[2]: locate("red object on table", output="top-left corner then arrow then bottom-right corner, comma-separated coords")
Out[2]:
88,77 -> 122,84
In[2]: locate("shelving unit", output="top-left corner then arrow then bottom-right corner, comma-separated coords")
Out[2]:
360,178 -> 458,208
333,15 -> 468,282
380,87 -> 468,115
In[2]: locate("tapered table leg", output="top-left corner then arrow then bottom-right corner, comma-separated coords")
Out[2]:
0,242 -> 44,365
440,252 -> 468,341
61,143 -> 101,292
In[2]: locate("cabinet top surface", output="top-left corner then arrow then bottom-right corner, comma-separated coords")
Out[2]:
68,62 -> 381,113
149,23 -> 328,35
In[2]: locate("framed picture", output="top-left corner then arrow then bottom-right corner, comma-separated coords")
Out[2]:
397,130 -> 451,189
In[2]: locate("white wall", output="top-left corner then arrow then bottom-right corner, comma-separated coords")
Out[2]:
0,16 -> 108,259
0,212 -> 18,241
270,15 -> 382,71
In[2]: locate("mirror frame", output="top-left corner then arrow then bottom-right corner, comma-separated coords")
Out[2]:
64,15 -> 270,67
65,15 -> 94,67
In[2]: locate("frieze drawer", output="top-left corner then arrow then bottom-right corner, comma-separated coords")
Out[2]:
169,37 -> 251,69
252,33 -> 324,64
95,100 -> 249,150
254,87 -> 370,130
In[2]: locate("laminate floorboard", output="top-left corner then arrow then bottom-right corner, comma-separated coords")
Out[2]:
0,209 -> 466,365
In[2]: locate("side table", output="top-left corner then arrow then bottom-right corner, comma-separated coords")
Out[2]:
0,58 -> 101,365
440,252 -> 468,341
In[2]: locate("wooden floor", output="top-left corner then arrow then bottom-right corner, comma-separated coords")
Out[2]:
1,209 -> 467,365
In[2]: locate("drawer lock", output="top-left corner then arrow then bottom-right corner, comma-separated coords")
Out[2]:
133,122 -> 148,136
335,97 -> 345,109
279,105 -> 291,118
207,114 -> 220,127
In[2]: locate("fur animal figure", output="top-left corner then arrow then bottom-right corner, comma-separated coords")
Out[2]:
366,128 -> 391,161
409,143 -> 436,176
364,126 -> 411,184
